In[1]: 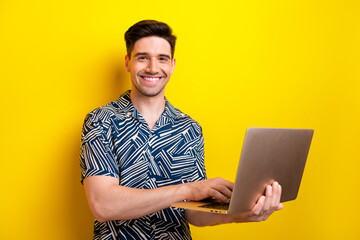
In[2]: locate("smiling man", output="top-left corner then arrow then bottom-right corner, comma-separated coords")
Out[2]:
126,36 -> 174,97
80,20 -> 282,240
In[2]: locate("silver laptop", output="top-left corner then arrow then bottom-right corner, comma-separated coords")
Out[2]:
171,127 -> 314,214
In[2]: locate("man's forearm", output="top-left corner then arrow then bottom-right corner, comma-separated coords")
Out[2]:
84,176 -> 234,222
84,176 -> 187,222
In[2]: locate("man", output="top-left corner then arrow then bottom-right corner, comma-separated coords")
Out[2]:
80,20 -> 283,239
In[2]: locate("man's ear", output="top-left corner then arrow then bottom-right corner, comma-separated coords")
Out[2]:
170,58 -> 176,75
125,55 -> 130,72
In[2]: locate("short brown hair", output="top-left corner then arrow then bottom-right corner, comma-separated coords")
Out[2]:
124,20 -> 177,59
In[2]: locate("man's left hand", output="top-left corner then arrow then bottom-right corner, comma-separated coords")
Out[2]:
228,181 -> 283,223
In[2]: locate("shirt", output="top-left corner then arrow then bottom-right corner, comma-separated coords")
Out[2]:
80,91 -> 206,240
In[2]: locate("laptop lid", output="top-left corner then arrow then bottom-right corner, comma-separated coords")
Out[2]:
228,127 -> 313,213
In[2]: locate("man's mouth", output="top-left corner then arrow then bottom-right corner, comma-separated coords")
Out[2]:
139,75 -> 165,83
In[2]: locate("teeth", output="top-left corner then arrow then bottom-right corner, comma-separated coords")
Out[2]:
143,77 -> 160,82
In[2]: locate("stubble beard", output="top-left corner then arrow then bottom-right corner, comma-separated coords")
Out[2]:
133,84 -> 166,97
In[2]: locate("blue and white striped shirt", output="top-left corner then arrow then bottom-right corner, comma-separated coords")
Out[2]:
80,91 -> 206,240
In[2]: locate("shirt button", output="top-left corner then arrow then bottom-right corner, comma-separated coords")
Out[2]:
152,225 -> 156,230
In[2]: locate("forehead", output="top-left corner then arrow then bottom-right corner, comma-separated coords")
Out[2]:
132,36 -> 171,56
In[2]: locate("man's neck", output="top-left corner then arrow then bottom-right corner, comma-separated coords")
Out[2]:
130,90 -> 166,130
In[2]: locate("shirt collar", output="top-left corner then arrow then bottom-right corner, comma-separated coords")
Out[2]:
116,90 -> 187,120
164,97 -> 187,119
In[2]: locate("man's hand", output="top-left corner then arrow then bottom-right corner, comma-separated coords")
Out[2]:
183,177 -> 234,203
185,181 -> 283,226
228,181 -> 283,223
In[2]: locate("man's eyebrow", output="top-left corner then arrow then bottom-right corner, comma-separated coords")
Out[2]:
133,52 -> 171,59
133,52 -> 148,57
159,54 -> 171,59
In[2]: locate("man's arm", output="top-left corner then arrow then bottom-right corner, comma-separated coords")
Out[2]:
185,181 -> 283,226
84,175 -> 234,222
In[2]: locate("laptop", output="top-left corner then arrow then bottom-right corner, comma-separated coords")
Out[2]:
171,127 -> 314,214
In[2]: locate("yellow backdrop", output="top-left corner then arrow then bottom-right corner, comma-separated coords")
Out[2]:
1,0 -> 359,239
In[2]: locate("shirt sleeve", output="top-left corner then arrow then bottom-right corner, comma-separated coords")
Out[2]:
191,123 -> 207,182
80,110 -> 119,184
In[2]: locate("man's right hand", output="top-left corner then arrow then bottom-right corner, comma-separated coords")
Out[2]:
183,177 -> 234,203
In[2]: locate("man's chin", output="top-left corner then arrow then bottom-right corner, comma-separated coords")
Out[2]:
134,86 -> 165,98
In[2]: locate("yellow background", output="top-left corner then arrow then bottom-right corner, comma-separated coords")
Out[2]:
1,0 -> 359,239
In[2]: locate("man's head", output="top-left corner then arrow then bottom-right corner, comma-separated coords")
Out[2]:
124,20 -> 177,98
124,20 -> 177,59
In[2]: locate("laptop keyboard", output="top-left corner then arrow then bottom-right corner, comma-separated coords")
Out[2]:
199,202 -> 229,210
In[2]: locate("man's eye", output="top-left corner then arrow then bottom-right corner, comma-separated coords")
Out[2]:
138,56 -> 147,60
159,57 -> 169,62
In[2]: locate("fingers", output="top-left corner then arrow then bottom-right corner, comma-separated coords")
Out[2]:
262,182 -> 282,220
211,177 -> 234,191
207,178 -> 234,201
222,178 -> 235,191
252,195 -> 265,216
247,182 -> 283,222
224,182 -> 284,223
209,188 -> 230,203
263,185 -> 273,211
186,177 -> 234,202
256,185 -> 272,221
272,182 -> 282,211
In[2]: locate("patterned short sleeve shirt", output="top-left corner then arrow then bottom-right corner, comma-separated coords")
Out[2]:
80,91 -> 207,240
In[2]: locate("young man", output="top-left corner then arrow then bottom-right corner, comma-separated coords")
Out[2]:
80,20 -> 283,239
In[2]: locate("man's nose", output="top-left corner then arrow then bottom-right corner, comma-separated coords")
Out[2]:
146,59 -> 159,74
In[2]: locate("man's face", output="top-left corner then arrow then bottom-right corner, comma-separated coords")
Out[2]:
125,36 -> 176,98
